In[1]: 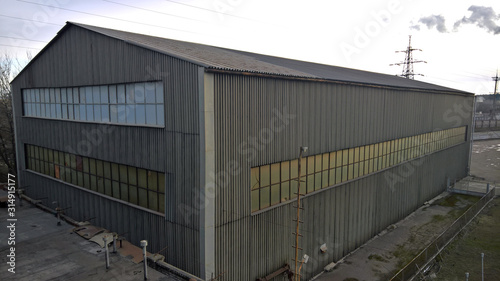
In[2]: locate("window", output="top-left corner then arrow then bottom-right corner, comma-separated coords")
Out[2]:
24,144 -> 165,213
22,81 -> 165,126
250,126 -> 467,213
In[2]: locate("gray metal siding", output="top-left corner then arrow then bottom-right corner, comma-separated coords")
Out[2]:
12,25 -> 202,276
212,73 -> 473,280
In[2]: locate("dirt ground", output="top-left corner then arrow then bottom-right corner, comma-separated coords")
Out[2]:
470,139 -> 500,183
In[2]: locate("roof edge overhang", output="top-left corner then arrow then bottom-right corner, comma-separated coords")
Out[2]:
205,68 -> 475,97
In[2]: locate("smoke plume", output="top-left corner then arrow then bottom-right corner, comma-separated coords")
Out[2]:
454,6 -> 500,34
418,15 -> 448,33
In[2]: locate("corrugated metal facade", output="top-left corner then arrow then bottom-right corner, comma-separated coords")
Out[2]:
211,73 -> 472,280
12,26 -> 202,275
11,23 -> 474,281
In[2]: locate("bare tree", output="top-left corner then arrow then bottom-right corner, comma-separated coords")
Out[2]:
0,52 -> 31,180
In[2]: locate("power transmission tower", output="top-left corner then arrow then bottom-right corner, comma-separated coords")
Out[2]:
390,35 -> 426,79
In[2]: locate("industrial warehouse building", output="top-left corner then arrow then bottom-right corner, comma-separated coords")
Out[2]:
12,22 -> 473,280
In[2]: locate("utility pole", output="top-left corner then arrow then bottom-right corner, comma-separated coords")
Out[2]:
390,35 -> 426,79
492,71 -> 499,116
293,146 -> 307,281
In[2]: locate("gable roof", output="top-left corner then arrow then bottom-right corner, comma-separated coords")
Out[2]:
14,22 -> 472,95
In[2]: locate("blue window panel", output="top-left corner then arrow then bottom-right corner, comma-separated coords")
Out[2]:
50,104 -> 56,118
86,105 -> 94,121
92,86 -> 100,104
109,85 -> 117,104
35,104 -> 40,117
45,104 -> 50,117
136,104 -> 145,124
85,87 -> 93,104
101,105 -> 109,122
61,88 -> 67,103
145,82 -> 155,103
68,105 -> 73,120
73,88 -> 79,104
55,104 -> 62,119
135,83 -> 145,103
110,105 -> 118,123
126,84 -> 135,104
146,104 -> 156,125
100,86 -> 108,103
117,85 -> 126,103
62,104 -> 68,119
32,104 -> 36,116
79,104 -> 86,120
156,104 -> 164,126
49,89 -> 55,103
55,88 -> 61,103
35,89 -> 40,102
45,89 -> 50,102
23,91 -> 28,103
24,103 -> 28,115
40,103 -> 46,117
94,105 -> 101,122
155,82 -> 163,103
117,105 -> 126,123
126,104 -> 135,124
67,88 -> 73,103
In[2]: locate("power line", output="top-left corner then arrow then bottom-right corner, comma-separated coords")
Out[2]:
102,0 -> 207,23
16,0 -> 203,35
0,14 -> 62,26
0,44 -> 41,50
0,35 -> 47,43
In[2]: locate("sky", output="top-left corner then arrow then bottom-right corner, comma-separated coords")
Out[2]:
1,0 -> 499,95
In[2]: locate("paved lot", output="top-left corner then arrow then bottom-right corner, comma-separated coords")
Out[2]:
0,196 -> 175,281
470,139 -> 500,183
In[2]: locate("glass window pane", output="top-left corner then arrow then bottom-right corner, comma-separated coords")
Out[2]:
69,105 -> 75,120
260,186 -> 270,209
109,85 -> 116,104
67,88 -> 73,103
83,157 -> 89,173
126,84 -> 135,104
112,181 -> 120,198
85,87 -> 92,104
92,86 -> 99,104
323,153 -> 329,171
138,169 -> 147,188
260,165 -> 270,187
146,104 -> 156,125
136,104 -> 145,124
145,82 -> 155,103
135,83 -> 145,103
110,105 -> 118,123
86,105 -> 94,121
156,105 -> 164,126
126,105 -> 135,124
120,183 -> 129,201
281,162 -> 289,181
148,171 -> 158,191
55,88 -> 61,103
307,156 -> 314,174
158,173 -> 165,193
155,82 -> 163,103
61,88 -> 66,103
49,88 -> 55,103
138,188 -> 147,208
148,191 -> 158,211
111,163 -> 119,181
117,85 -> 126,103
315,155 -> 322,172
62,104 -> 68,119
128,166 -> 137,185
103,162 -> 111,179
271,184 -> 280,205
101,105 -> 109,122
251,167 -> 259,190
79,104 -> 86,120
290,159 -> 298,179
119,165 -> 128,183
271,163 -> 280,184
56,104 -> 62,118
96,160 -> 103,177
100,86 -> 108,103
105,179 -> 112,196
50,104 -> 56,118
94,105 -> 101,122
281,182 -> 290,202
117,105 -> 126,123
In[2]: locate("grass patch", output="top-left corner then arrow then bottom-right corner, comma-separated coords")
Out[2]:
431,214 -> 446,223
368,254 -> 388,263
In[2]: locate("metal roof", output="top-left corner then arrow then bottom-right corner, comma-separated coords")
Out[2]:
15,22 -> 472,95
